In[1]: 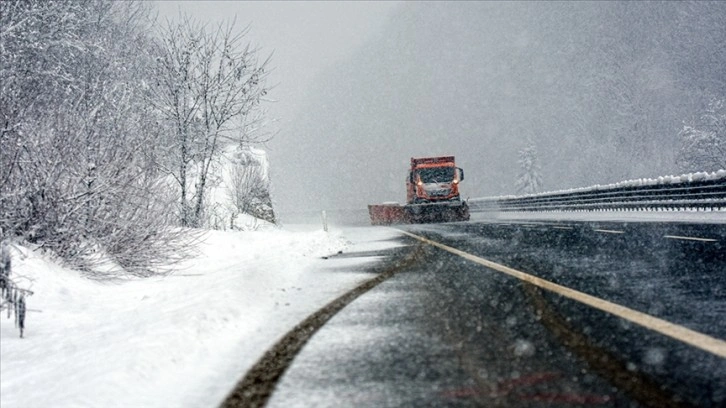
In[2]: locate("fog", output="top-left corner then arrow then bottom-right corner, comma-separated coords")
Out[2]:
157,2 -> 726,217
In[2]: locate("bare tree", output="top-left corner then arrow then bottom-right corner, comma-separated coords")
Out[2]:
151,17 -> 271,227
1,0 -> 197,277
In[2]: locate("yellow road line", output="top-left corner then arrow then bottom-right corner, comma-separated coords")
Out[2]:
664,235 -> 718,243
594,229 -> 625,234
400,230 -> 726,359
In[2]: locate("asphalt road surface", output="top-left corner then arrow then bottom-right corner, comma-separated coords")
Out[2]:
266,220 -> 726,407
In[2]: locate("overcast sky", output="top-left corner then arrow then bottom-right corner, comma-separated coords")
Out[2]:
154,1 -> 401,126
152,2 -> 725,218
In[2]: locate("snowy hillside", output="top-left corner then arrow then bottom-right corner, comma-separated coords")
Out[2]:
0,226 -> 405,408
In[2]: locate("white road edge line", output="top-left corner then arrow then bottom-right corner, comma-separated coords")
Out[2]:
663,235 -> 718,243
400,230 -> 726,359
594,229 -> 625,234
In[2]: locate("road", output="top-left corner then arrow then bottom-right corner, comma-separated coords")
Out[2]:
265,220 -> 726,407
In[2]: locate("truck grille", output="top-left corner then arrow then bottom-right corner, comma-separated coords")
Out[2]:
428,189 -> 451,197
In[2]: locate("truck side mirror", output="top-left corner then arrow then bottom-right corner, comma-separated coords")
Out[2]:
458,168 -> 464,181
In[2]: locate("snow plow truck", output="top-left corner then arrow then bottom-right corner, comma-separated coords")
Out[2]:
368,156 -> 470,225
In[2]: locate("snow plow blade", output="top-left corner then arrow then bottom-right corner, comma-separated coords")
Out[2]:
404,201 -> 470,224
368,201 -> 470,225
368,204 -> 410,225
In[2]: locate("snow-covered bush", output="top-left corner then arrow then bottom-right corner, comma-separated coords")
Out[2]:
0,240 -> 31,338
0,1 -> 197,277
227,147 -> 277,226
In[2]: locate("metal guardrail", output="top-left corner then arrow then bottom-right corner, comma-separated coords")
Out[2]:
469,171 -> 726,212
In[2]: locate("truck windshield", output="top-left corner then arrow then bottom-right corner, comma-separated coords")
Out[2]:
417,167 -> 455,183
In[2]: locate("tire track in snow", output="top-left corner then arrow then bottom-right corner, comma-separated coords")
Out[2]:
219,243 -> 424,408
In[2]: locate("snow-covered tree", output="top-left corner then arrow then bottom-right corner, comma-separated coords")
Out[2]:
515,139 -> 543,194
676,98 -> 726,172
151,17 -> 271,227
228,148 -> 276,226
0,1 -> 194,277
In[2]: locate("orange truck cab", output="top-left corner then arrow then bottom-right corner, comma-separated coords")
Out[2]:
406,156 -> 464,204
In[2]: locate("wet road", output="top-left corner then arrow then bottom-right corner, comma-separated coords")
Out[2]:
267,220 -> 726,407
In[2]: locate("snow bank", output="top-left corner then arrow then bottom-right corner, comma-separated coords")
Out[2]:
0,226 -> 405,408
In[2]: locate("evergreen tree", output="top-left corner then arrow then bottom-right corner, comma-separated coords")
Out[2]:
677,98 -> 726,172
515,140 -> 543,195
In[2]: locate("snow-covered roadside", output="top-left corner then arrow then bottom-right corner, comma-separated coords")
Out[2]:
0,225 -> 406,408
